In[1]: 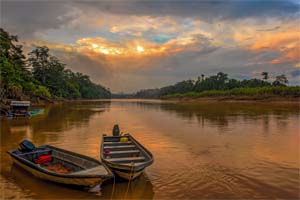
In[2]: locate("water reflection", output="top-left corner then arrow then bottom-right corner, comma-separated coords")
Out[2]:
133,101 -> 299,131
1,101 -> 110,142
1,100 -> 299,199
101,174 -> 154,199
8,165 -> 154,199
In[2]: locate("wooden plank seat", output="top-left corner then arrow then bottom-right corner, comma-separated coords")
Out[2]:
103,141 -> 133,146
104,145 -> 136,151
122,162 -> 145,167
107,150 -> 140,157
106,156 -> 146,163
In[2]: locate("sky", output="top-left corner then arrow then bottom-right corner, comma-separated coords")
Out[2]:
1,0 -> 300,92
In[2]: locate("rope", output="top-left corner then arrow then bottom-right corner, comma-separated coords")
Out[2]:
124,162 -> 135,199
110,174 -> 116,200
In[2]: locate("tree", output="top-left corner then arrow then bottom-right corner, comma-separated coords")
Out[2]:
28,46 -> 51,85
201,74 -> 205,81
273,74 -> 288,86
28,46 -> 67,97
0,28 -> 42,99
261,72 -> 268,81
226,79 -> 241,89
1,28 -> 110,101
241,78 -> 271,88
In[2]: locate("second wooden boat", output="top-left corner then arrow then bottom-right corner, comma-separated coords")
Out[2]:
8,140 -> 113,187
101,125 -> 153,180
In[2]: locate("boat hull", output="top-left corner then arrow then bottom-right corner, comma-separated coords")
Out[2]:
114,169 -> 143,180
101,133 -> 153,181
12,157 -> 103,187
103,162 -> 145,180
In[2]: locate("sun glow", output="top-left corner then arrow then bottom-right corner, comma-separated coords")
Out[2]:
137,45 -> 144,53
100,49 -> 109,54
92,43 -> 98,48
78,35 -> 208,57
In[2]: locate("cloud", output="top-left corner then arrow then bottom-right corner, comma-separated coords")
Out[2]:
3,1 -> 298,40
231,21 -> 300,66
23,30 -> 219,92
256,26 -> 281,32
74,1 -> 299,21
1,1 -> 75,39
2,0 -> 300,92
291,69 -> 300,77
46,31 -> 218,61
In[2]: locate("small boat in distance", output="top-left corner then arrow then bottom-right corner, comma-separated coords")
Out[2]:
8,140 -> 113,187
101,125 -> 153,180
8,101 -> 31,118
29,109 -> 44,116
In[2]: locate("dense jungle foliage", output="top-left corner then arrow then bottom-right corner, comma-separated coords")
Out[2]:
0,28 -> 110,102
134,72 -> 299,99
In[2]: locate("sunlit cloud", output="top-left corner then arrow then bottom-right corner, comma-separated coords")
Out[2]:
231,20 -> 300,65
137,45 -> 144,53
4,0 -> 300,91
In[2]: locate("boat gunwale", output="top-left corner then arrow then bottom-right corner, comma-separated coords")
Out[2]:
7,145 -> 113,179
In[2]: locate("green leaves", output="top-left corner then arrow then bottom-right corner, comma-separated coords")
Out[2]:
1,28 -> 110,102
28,46 -> 110,99
165,86 -> 300,99
135,71 -> 293,99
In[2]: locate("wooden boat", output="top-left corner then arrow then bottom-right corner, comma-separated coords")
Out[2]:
7,140 -> 113,187
8,101 -> 31,118
29,109 -> 44,116
101,126 -> 153,180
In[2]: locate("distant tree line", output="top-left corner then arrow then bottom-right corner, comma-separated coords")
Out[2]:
0,28 -> 110,102
134,72 -> 298,99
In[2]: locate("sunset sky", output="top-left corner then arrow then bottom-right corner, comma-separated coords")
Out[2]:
2,0 -> 300,92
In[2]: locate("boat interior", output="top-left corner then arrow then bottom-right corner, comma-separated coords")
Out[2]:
13,147 -> 101,174
102,135 -> 149,165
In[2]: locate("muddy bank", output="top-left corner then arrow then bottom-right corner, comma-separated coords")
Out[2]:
164,96 -> 300,105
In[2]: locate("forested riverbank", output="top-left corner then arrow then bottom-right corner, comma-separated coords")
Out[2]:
133,72 -> 300,101
0,28 -> 110,106
1,28 -> 299,105
162,86 -> 300,101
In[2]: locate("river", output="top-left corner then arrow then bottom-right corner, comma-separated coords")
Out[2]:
1,99 -> 299,199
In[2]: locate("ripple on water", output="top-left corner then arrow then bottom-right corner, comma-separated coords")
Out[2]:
1,100 -> 299,199
0,175 -> 33,199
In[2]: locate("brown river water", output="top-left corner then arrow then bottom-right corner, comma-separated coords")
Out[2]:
1,99 -> 299,199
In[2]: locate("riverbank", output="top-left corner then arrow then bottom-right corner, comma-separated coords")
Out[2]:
162,86 -> 300,104
164,96 -> 300,105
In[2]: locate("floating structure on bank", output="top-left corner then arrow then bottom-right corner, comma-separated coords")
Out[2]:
8,101 -> 31,118
1,101 -> 44,119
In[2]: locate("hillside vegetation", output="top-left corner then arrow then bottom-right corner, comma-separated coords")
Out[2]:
134,72 -> 299,100
0,28 -> 110,104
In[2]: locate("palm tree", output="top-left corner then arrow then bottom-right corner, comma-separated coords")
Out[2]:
201,74 -> 205,81
261,72 -> 268,81
276,74 -> 288,84
273,74 -> 288,86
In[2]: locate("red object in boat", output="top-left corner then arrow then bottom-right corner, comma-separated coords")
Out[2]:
104,150 -> 110,155
35,154 -> 52,164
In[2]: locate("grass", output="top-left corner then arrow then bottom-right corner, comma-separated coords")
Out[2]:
163,86 -> 300,100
